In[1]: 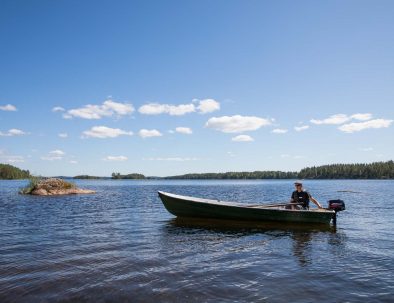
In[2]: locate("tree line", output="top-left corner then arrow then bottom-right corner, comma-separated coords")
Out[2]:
1,161 -> 393,180
298,161 -> 394,179
0,163 -> 31,179
164,171 -> 298,179
111,172 -> 146,179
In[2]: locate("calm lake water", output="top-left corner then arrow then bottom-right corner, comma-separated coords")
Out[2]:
0,180 -> 393,302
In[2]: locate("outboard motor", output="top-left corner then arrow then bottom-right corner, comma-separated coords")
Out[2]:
328,199 -> 346,212
328,199 -> 345,224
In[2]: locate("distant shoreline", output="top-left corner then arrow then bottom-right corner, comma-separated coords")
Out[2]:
1,160 -> 393,180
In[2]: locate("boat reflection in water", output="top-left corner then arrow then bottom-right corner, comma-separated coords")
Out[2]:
164,217 -> 346,267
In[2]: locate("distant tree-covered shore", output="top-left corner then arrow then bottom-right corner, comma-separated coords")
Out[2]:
111,172 -> 146,179
164,161 -> 394,179
0,164 -> 30,179
2,160 -> 394,180
164,171 -> 298,180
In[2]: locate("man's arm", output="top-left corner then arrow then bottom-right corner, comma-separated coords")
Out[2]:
310,196 -> 323,208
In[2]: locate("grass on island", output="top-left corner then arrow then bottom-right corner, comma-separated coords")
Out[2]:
20,177 -> 76,194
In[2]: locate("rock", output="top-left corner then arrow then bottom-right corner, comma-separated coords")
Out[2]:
31,188 -> 48,195
23,178 -> 96,196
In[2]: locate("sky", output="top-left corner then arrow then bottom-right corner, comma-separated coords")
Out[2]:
0,0 -> 393,177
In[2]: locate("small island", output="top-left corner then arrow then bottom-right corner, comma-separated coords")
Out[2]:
20,178 -> 95,196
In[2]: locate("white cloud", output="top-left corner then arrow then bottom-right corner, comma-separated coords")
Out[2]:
231,135 -> 254,142
139,129 -> 163,138
351,113 -> 372,121
52,106 -> 65,112
69,160 -> 78,164
175,127 -> 193,134
294,125 -> 310,132
41,149 -> 65,161
205,115 -> 271,133
143,157 -> 198,161
360,147 -> 373,151
0,128 -> 28,136
310,114 -> 350,125
50,150 -> 65,156
271,128 -> 288,134
83,126 -> 133,138
195,99 -> 220,114
138,103 -> 195,116
338,119 -> 393,133
103,155 -> 128,161
138,98 -> 220,116
58,133 -> 68,138
281,154 -> 304,159
0,104 -> 17,111
310,113 -> 373,125
7,156 -> 25,163
0,154 -> 25,163
62,99 -> 134,119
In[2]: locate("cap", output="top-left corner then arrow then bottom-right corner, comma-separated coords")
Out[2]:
294,180 -> 303,185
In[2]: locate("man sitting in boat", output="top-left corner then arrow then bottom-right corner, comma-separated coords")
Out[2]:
291,181 -> 323,209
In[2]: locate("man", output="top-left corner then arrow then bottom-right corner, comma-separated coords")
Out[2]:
291,181 -> 323,209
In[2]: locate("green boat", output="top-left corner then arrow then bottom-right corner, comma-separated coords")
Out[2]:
158,191 -> 337,224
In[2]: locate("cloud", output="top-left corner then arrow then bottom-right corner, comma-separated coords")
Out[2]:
360,147 -> 373,151
310,113 -> 372,125
69,160 -> 78,164
294,125 -> 310,132
0,128 -> 28,136
138,98 -> 220,116
6,156 -> 25,163
143,157 -> 198,161
58,133 -> 68,138
0,154 -> 25,163
138,103 -> 195,116
195,99 -> 220,114
52,106 -> 65,112
0,104 -> 17,111
351,113 -> 372,121
231,135 -> 254,142
103,155 -> 128,161
272,128 -> 288,134
175,127 -> 192,134
338,119 -> 393,133
83,126 -> 133,138
281,154 -> 304,159
41,149 -> 65,161
62,99 -> 134,119
205,115 -> 271,133
139,129 -> 163,138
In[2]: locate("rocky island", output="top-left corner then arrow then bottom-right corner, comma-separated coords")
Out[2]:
21,178 -> 95,196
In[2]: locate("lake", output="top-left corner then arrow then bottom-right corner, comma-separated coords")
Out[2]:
0,180 -> 393,302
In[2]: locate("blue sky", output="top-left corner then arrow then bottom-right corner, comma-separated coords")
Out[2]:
1,0 -> 393,177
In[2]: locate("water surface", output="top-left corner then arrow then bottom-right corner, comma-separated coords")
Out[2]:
0,180 -> 393,302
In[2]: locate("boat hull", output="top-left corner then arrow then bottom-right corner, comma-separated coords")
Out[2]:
158,191 -> 335,224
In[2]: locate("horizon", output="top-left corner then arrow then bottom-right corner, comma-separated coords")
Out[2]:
1,1 -> 393,177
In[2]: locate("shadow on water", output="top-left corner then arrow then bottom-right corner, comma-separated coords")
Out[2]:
163,217 -> 346,267
166,217 -> 337,233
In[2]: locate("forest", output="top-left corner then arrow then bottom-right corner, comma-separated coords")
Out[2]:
165,161 -> 394,179
1,161 -> 393,180
0,163 -> 31,179
111,172 -> 146,179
